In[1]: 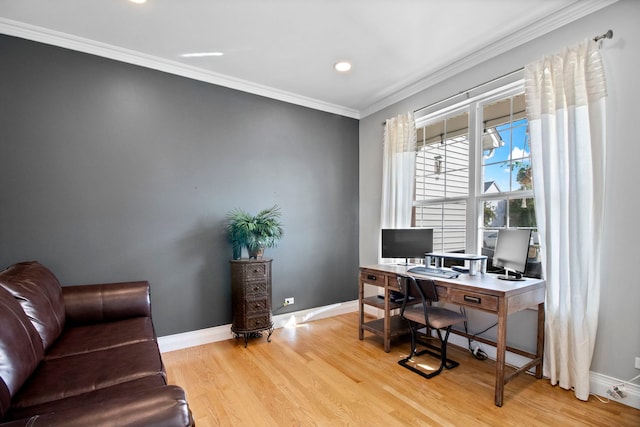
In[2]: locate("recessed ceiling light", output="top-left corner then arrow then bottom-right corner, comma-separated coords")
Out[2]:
334,61 -> 352,72
180,52 -> 225,58
129,0 -> 147,4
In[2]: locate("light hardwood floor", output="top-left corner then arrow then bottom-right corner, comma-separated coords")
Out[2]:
162,312 -> 640,426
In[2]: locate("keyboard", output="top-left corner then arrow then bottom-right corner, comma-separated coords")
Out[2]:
407,266 -> 460,279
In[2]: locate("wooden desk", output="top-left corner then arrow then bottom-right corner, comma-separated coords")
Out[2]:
358,264 -> 545,407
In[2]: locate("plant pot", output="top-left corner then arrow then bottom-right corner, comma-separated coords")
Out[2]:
248,248 -> 265,259
232,244 -> 242,260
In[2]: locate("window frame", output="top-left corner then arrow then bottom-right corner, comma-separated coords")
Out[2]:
413,76 -> 531,255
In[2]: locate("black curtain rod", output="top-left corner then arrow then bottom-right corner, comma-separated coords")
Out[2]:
381,67 -> 523,126
383,29 -> 614,126
594,29 -> 613,42
414,68 -> 523,117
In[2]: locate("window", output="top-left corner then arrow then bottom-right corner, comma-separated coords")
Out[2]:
413,79 -> 538,273
415,109 -> 469,252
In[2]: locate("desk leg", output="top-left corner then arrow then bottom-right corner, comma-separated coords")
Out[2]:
535,302 -> 545,379
383,277 -> 391,352
358,279 -> 364,340
495,309 -> 507,407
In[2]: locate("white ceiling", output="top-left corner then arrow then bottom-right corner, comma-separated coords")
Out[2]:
0,0 -> 616,118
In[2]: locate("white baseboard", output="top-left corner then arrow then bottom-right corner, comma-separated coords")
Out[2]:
589,371 -> 640,409
158,299 -> 359,353
158,322 -> 234,353
159,300 -> 639,410
447,334 -> 640,410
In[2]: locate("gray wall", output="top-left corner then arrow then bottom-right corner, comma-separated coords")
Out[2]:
0,35 -> 359,336
360,0 -> 640,384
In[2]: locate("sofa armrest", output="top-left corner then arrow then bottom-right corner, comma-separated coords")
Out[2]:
62,281 -> 152,326
0,385 -> 194,427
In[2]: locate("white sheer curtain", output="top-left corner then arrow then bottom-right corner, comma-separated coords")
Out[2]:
380,112 -> 416,245
525,39 -> 607,401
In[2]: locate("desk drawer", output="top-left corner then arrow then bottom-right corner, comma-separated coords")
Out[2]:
360,270 -> 386,287
449,289 -> 498,312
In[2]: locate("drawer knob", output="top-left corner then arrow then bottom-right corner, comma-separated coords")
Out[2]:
464,295 -> 481,304
367,275 -> 377,280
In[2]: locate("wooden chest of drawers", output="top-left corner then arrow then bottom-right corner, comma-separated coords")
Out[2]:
230,258 -> 273,346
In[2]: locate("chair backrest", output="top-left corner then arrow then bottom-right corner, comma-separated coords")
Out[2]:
397,274 -> 439,304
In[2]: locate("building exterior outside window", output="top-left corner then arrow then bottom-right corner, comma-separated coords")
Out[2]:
413,82 -> 538,273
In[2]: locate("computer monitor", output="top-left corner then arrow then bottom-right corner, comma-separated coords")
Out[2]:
492,229 -> 532,281
381,228 -> 433,265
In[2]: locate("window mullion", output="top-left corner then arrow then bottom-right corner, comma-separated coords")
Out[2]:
467,100 -> 479,253
413,78 -> 535,260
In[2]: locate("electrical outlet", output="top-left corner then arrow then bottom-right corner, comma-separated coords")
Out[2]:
284,297 -> 294,306
635,357 -> 640,370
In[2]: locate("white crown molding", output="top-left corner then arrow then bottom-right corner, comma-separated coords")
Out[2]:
359,0 -> 619,118
0,0 -> 616,121
0,18 -> 360,120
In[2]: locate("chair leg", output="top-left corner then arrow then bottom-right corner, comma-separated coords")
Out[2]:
398,326 -> 460,379
408,322 -> 418,358
436,327 -> 460,370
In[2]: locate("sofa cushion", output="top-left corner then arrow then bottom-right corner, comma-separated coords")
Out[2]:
62,281 -> 151,326
7,375 -> 165,420
45,317 -> 156,360
0,286 -> 45,420
0,261 -> 65,350
11,340 -> 166,410
9,384 -> 193,427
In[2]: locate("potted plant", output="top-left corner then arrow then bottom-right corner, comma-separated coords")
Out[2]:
226,205 -> 284,259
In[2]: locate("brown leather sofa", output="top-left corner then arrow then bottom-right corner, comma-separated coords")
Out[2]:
0,261 -> 194,427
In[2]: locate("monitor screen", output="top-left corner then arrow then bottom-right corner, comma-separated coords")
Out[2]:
381,228 -> 433,262
492,229 -> 532,278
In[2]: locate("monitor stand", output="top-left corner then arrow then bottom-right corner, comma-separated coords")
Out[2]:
497,275 -> 525,281
497,269 -> 525,281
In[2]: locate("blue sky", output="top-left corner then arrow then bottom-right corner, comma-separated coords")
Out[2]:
483,118 -> 530,192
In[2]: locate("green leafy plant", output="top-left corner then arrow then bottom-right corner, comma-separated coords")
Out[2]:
226,205 -> 284,258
